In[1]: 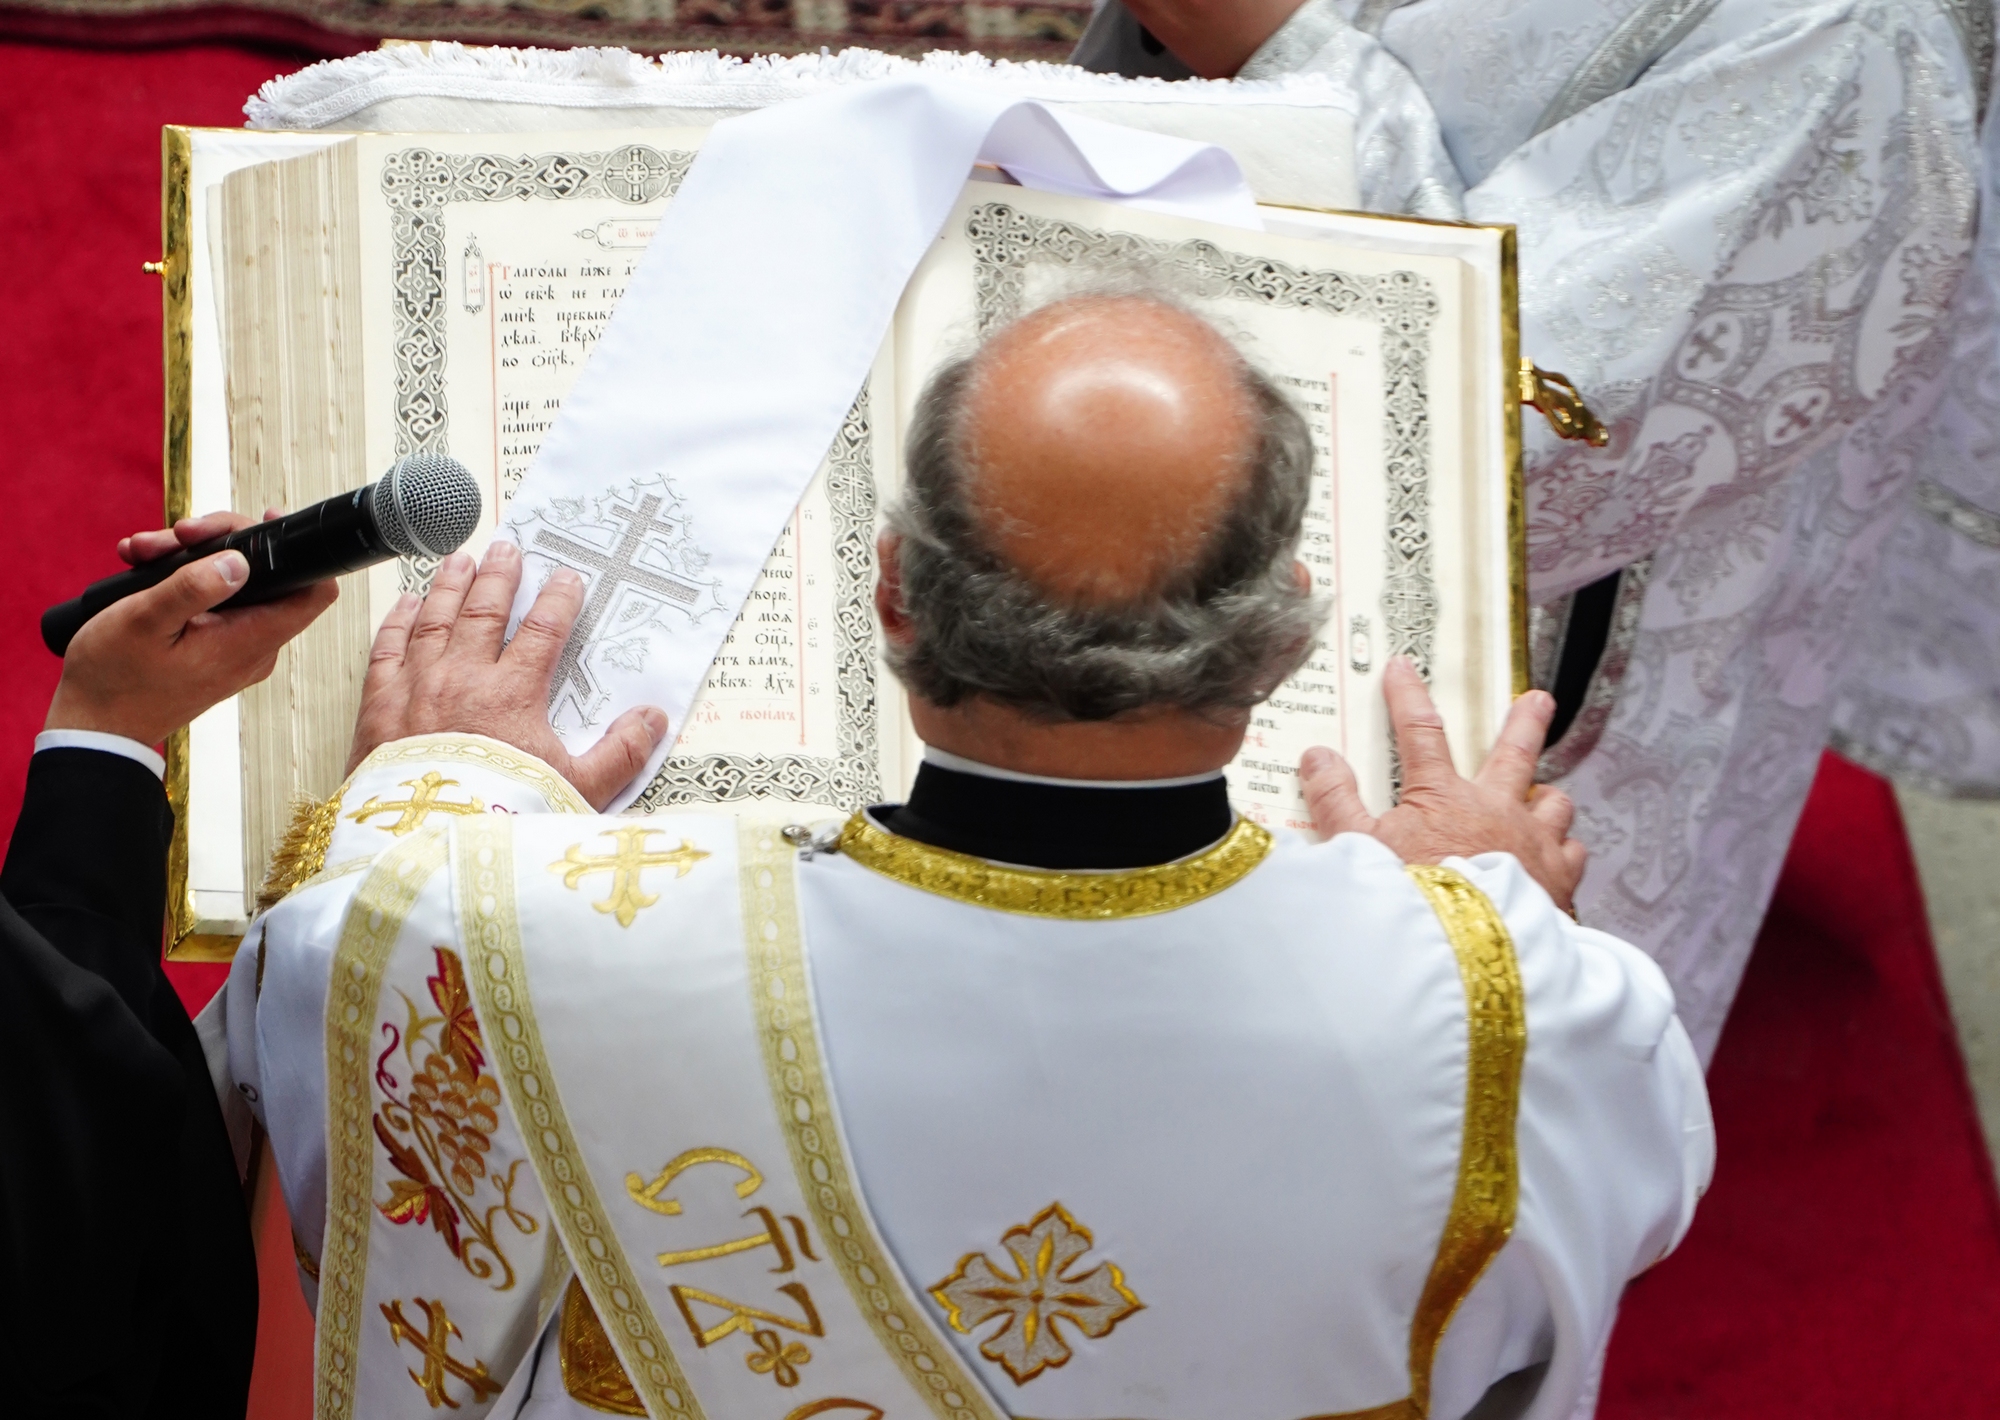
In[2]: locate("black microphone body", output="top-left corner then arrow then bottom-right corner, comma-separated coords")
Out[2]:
41,454 -> 482,657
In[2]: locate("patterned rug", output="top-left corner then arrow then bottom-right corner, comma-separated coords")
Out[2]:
0,0 -> 1094,62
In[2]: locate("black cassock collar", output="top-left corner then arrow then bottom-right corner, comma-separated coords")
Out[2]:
871,760 -> 1235,871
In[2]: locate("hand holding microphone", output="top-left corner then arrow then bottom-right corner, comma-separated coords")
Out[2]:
42,454 -> 482,657
42,455 -> 482,748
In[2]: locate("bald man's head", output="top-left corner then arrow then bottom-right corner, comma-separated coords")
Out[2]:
958,295 -> 1259,605
884,292 -> 1321,722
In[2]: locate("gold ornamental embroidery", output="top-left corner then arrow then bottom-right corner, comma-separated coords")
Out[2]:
318,831 -> 450,1420
381,1295 -> 504,1408
746,1329 -> 814,1386
1302,867 -> 1526,1420
561,1276 -> 647,1416
349,733 -> 593,814
454,816 -> 705,1420
930,1203 -> 1143,1385
1398,866 -> 1525,1418
837,812 -> 1270,920
736,824 -> 1004,1420
349,770 -> 487,836
372,946 -> 538,1290
626,1147 -> 763,1216
552,825 -> 711,927
256,793 -> 340,912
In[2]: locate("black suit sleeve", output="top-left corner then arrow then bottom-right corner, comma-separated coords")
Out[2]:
0,748 -> 257,1419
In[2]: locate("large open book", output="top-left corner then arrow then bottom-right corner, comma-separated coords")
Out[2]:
159,124 -> 1524,956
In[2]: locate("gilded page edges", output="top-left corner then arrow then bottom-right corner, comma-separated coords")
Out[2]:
1491,224 -> 1529,700
163,124 -> 202,958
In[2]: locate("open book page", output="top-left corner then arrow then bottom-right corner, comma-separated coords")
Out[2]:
337,129 -> 916,820
891,184 -> 1513,828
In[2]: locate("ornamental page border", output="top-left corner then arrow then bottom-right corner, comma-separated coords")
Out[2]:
381,145 -> 882,815
965,201 -> 1442,675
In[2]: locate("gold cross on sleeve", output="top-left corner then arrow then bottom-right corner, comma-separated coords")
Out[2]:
551,825 -> 710,926
347,771 -> 487,836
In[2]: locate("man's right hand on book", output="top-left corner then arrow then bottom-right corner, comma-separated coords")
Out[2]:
44,509 -> 339,748
348,540 -> 670,811
1299,659 -> 1588,915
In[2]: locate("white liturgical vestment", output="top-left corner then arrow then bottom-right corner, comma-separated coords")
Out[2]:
225,737 -> 1711,1420
1082,0 -> 1988,1060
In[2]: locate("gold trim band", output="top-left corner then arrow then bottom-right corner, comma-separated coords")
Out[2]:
1401,865 -> 1527,1415
316,830 -> 451,1420
1305,865 -> 1526,1420
739,823 -> 1003,1420
836,813 -> 1271,920
455,815 -> 705,1420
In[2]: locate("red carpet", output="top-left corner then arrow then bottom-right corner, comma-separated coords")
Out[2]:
3,37 -> 1998,1420
1600,752 -> 2000,1417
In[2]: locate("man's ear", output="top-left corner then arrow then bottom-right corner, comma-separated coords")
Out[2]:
1292,560 -> 1312,594
875,533 -> 913,645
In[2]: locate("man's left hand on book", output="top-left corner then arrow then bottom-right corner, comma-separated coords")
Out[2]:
43,509 -> 338,747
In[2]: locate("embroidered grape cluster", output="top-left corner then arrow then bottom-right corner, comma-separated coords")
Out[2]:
411,1052 -> 501,1195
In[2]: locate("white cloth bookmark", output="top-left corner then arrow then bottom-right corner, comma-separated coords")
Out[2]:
501,76 -> 1258,809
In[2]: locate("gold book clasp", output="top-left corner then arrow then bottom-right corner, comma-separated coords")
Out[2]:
1518,358 -> 1608,446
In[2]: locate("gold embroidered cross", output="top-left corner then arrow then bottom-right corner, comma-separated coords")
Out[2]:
930,1202 -> 1143,1385
348,771 -> 486,836
552,826 -> 710,927
380,1296 -> 502,1408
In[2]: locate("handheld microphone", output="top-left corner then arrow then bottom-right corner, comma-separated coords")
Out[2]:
41,453 -> 483,657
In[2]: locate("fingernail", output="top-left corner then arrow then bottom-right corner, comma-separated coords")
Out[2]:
484,540 -> 520,565
1300,747 -> 1331,775
446,552 -> 474,575
641,707 -> 669,743
216,551 -> 248,586
396,593 -> 419,613
553,568 -> 584,591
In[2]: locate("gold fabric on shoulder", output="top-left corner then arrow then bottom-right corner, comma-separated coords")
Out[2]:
561,1276 -> 647,1416
1303,864 -> 1527,1420
835,812 -> 1271,920
256,793 -> 341,913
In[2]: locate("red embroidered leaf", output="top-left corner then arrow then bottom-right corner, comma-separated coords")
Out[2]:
377,1179 -> 464,1257
427,946 -> 485,1073
373,1116 -> 464,1256
379,1177 -> 433,1225
375,1113 -> 430,1185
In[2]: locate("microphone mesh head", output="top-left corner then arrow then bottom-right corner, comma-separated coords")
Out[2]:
376,453 -> 483,557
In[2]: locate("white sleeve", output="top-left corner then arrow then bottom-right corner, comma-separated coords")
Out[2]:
32,728 -> 165,778
1427,853 -> 1713,1420
228,734 -> 592,1309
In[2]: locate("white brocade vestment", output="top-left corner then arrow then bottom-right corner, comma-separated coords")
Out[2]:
225,737 -> 1711,1420
1084,0 -> 1985,1059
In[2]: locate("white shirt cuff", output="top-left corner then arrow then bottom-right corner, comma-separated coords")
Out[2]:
34,729 -> 166,780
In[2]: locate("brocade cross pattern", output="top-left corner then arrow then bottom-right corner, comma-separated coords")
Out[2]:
380,1296 -> 502,1409
551,825 -> 710,927
929,1202 -> 1143,1385
533,494 -> 705,727
348,771 -> 487,836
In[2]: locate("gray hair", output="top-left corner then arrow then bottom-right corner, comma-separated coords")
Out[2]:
883,309 -> 1326,722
